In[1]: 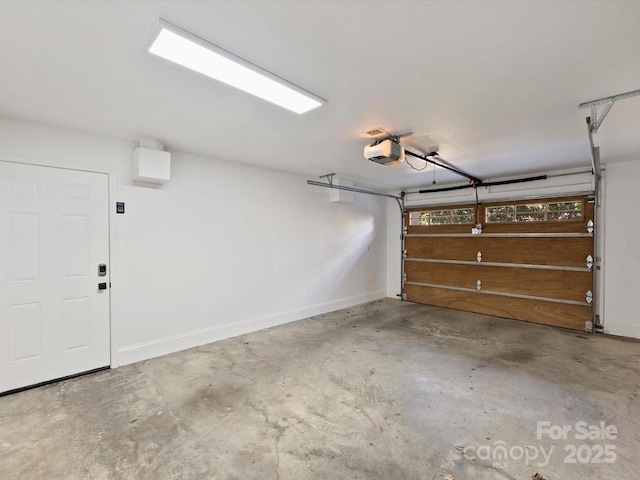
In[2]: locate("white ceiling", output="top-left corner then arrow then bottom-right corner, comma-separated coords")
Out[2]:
0,0 -> 639,189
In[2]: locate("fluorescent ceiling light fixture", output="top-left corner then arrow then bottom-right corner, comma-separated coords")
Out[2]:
147,19 -> 324,114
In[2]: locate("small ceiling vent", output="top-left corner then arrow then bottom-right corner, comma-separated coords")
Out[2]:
365,128 -> 387,137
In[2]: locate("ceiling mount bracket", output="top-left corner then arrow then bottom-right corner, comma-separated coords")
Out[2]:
318,173 -> 336,186
385,131 -> 413,144
366,128 -> 413,146
579,88 -> 640,133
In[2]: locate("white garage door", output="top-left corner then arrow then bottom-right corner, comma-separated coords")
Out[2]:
0,161 -> 110,394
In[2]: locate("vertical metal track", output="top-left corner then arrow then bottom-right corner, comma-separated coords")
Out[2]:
586,117 -> 602,333
400,193 -> 406,301
591,148 -> 601,332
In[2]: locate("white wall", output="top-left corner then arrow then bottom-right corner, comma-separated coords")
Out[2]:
602,160 -> 640,338
0,116 -> 388,365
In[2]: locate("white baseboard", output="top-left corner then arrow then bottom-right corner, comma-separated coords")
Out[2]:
118,289 -> 387,366
603,323 -> 640,340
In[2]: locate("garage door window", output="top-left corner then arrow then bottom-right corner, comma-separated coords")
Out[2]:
410,208 -> 474,226
486,201 -> 582,223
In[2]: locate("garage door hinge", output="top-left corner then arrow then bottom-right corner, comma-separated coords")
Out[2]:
586,220 -> 594,234
586,255 -> 594,269
586,290 -> 593,304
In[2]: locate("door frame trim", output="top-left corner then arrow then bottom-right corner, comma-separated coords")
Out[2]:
0,152 -> 120,368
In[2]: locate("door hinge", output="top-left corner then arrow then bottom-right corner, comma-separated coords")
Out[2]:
586,255 -> 594,269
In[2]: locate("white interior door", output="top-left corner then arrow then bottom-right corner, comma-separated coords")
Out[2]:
0,161 -> 110,393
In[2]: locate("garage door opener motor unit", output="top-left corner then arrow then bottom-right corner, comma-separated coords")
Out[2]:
364,139 -> 403,166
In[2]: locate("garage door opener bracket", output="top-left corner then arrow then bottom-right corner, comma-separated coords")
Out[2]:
579,88 -> 640,134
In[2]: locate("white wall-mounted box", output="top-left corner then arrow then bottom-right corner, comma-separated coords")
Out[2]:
330,179 -> 354,203
133,147 -> 171,184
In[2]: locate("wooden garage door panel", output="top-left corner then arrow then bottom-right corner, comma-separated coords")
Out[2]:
407,224 -> 472,235
404,284 -> 589,330
404,262 -> 591,302
477,237 -> 592,267
409,221 -> 590,235
404,195 -> 594,331
405,237 -> 478,262
406,236 -> 592,267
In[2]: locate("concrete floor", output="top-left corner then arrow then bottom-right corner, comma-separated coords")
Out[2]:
1,299 -> 639,480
